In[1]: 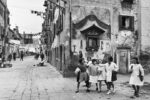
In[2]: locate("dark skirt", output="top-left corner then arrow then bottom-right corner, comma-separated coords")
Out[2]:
77,71 -> 89,82
111,71 -> 117,81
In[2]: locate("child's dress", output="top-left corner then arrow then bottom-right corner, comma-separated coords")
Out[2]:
129,64 -> 144,86
97,66 -> 106,81
88,64 -> 99,83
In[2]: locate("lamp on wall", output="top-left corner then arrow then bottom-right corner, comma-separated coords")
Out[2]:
115,34 -> 119,44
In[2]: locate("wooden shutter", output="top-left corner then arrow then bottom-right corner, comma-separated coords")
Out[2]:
80,40 -> 83,49
130,16 -> 134,31
119,15 -> 122,30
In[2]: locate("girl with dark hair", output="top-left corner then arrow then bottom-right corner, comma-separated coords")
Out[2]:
129,57 -> 144,98
75,58 -> 90,93
99,56 -> 119,94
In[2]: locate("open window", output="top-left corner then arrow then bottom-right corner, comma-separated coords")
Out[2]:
119,15 -> 134,31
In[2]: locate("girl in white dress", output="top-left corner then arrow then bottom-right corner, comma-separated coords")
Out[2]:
97,61 -> 106,92
99,56 -> 119,94
129,57 -> 144,98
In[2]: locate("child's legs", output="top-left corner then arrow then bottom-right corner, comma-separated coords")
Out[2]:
98,81 -> 102,91
107,82 -> 112,90
105,80 -> 109,90
96,83 -> 98,90
77,82 -> 80,91
136,85 -> 140,95
132,85 -> 137,95
111,82 -> 114,90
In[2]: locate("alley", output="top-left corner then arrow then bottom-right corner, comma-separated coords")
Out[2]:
0,56 -> 150,100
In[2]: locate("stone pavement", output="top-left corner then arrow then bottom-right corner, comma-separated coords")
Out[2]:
0,56 -> 150,100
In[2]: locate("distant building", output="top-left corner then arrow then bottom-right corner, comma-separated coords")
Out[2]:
7,27 -> 21,57
21,33 -> 33,44
0,0 -> 10,61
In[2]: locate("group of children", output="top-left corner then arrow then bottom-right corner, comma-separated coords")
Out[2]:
75,56 -> 119,94
75,56 -> 145,98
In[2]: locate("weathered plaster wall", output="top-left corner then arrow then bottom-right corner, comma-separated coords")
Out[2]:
70,0 -> 138,59
141,0 -> 150,51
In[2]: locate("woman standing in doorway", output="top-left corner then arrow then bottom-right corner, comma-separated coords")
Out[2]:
129,57 -> 144,98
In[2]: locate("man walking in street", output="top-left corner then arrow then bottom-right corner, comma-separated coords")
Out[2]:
8,53 -> 12,64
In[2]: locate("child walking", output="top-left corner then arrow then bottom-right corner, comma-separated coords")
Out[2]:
97,60 -> 107,92
99,56 -> 119,94
75,58 -> 90,93
129,57 -> 144,98
88,59 -> 99,91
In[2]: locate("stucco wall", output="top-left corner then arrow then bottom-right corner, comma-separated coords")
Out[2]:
70,0 -> 138,58
141,0 -> 150,51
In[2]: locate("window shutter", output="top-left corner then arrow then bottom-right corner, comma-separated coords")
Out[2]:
130,16 -> 134,31
80,40 -> 83,49
119,15 -> 122,30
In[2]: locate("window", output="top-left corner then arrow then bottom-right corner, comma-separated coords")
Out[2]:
119,15 -> 134,31
86,37 -> 99,51
88,38 -> 98,47
121,0 -> 134,4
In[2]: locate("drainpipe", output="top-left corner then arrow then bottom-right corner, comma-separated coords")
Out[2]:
69,0 -> 72,61
137,0 -> 141,57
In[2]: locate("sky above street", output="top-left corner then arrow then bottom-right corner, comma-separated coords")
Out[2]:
7,0 -> 45,34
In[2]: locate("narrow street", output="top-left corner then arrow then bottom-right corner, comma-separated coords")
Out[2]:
0,56 -> 150,100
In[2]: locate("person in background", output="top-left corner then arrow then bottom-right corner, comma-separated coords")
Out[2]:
79,51 -> 83,61
97,60 -> 107,92
75,58 -> 90,93
40,52 -> 44,61
86,57 -> 92,74
20,51 -> 24,61
88,59 -> 99,91
129,57 -> 144,98
8,53 -> 12,63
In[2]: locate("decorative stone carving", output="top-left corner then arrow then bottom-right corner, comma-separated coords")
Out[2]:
72,6 -> 111,25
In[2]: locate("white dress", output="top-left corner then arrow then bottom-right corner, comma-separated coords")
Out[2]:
100,62 -> 118,82
89,64 -> 98,83
129,64 -> 144,86
97,66 -> 106,81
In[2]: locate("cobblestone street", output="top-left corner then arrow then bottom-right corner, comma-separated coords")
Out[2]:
0,56 -> 149,100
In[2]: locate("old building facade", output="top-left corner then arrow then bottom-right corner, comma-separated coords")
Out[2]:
0,0 -> 10,63
43,0 -> 150,76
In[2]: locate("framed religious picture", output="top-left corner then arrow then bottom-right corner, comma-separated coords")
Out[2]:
100,40 -> 111,52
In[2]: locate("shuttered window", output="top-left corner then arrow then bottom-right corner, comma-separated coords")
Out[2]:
119,15 -> 134,31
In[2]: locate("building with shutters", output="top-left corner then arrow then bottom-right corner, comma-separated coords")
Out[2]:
42,0 -> 150,76
0,0 -> 10,64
